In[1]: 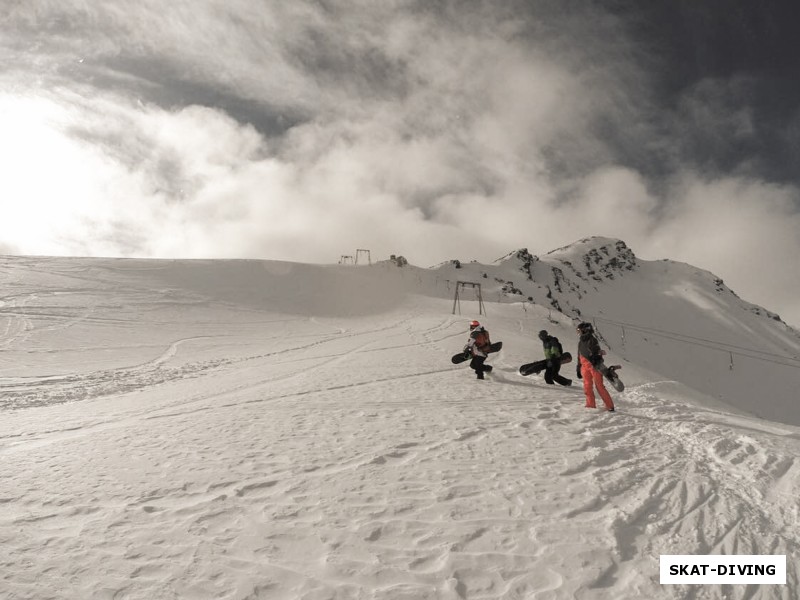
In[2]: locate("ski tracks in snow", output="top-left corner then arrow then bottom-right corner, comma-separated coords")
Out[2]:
2,306 -> 800,599
238,313 -> 800,600
558,385 -> 800,598
0,336 -> 234,411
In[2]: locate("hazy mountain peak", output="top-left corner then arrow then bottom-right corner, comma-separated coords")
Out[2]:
542,237 -> 638,284
546,236 -> 633,259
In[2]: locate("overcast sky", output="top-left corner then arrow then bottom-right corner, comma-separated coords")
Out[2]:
2,0 -> 799,327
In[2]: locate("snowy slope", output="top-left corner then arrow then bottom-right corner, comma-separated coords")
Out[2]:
1,249 -> 799,600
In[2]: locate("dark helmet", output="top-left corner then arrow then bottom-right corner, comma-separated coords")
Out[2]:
469,320 -> 481,330
538,330 -> 549,341
576,322 -> 593,334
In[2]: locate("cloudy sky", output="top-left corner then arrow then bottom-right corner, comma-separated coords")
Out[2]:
2,0 -> 799,326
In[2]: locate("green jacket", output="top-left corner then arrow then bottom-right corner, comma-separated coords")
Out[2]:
542,335 -> 563,360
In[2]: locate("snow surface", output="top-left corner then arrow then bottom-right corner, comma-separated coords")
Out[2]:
1,247 -> 799,600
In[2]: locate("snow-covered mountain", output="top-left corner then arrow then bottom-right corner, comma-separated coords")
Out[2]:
424,237 -> 800,426
1,242 -> 799,600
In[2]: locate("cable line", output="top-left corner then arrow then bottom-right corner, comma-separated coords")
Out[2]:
591,316 -> 800,370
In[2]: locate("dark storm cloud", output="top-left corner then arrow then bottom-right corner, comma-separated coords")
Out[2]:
603,0 -> 800,187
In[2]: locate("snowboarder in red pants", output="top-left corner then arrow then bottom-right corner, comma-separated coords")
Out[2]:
575,322 -> 615,411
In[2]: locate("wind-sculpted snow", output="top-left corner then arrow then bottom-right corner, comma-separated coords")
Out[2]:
0,254 -> 799,599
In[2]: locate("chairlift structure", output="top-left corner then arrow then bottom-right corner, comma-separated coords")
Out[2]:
452,281 -> 486,315
339,249 -> 372,265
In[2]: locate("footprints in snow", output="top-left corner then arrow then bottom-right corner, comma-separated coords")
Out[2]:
0,357 -> 233,411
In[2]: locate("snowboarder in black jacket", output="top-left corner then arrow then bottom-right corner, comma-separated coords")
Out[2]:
538,330 -> 572,386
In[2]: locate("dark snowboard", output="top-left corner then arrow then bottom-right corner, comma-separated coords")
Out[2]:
601,364 -> 625,392
451,341 -> 503,364
519,352 -> 572,376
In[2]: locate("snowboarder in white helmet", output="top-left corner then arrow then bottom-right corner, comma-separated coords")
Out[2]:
464,320 -> 493,380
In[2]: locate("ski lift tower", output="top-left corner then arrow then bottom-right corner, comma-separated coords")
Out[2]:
355,249 -> 371,265
452,281 -> 486,315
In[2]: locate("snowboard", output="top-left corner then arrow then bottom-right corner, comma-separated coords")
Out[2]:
600,363 -> 625,392
451,341 -> 503,364
519,352 -> 572,376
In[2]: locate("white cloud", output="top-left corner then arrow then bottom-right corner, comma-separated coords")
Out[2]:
1,2 -> 799,327
640,176 -> 800,326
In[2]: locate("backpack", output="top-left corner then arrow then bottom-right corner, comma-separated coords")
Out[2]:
473,328 -> 490,350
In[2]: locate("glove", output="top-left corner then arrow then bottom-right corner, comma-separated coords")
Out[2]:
576,365 -> 582,379
589,354 -> 602,366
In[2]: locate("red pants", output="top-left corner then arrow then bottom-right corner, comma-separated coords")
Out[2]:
579,357 -> 615,410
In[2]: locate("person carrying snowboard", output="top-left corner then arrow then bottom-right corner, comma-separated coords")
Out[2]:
464,320 -> 493,380
575,322 -> 615,411
538,330 -> 572,386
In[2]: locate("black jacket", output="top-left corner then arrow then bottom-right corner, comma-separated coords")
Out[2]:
577,333 -> 603,366
542,335 -> 563,360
